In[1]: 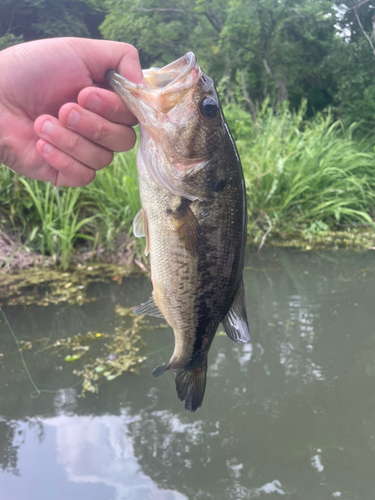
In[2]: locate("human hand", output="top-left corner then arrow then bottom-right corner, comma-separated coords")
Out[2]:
0,38 -> 142,187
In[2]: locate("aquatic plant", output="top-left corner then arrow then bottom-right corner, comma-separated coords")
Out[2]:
1,305 -> 148,397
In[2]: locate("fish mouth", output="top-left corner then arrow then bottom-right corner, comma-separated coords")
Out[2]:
106,52 -> 201,117
142,52 -> 199,91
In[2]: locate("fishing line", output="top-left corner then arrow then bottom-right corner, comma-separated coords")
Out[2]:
146,342 -> 174,357
1,307 -> 41,396
1,307 -> 82,398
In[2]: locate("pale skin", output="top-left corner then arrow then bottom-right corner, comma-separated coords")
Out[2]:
0,37 -> 143,187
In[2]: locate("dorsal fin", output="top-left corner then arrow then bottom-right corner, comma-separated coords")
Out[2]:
222,279 -> 250,343
133,295 -> 164,318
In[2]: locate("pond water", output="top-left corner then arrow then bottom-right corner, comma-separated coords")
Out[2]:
1,248 -> 375,500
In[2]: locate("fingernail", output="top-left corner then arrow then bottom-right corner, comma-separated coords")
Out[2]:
41,120 -> 53,135
66,109 -> 80,126
85,92 -> 100,110
42,142 -> 53,154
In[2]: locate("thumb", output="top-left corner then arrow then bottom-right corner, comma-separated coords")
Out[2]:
69,38 -> 143,84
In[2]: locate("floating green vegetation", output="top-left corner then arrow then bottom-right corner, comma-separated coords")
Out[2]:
63,306 -> 167,395
73,311 -> 148,395
1,305 -> 159,396
0,263 -> 140,307
30,307 -> 160,395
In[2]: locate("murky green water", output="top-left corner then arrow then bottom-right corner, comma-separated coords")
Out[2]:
1,248 -> 375,500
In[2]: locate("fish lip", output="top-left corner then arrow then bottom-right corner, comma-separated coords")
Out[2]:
105,70 -> 138,91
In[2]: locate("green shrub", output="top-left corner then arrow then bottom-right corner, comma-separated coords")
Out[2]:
224,102 -> 375,235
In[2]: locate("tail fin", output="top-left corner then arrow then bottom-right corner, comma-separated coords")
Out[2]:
175,363 -> 207,412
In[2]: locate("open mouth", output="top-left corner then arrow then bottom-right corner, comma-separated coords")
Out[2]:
106,52 -> 201,116
106,53 -> 200,94
142,52 -> 199,91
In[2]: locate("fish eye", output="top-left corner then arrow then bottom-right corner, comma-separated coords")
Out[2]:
199,96 -> 218,119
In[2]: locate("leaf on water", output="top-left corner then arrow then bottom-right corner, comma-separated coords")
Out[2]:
64,354 -> 82,362
95,366 -> 105,373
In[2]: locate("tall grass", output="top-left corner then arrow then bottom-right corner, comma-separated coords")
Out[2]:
83,148 -> 141,252
1,103 -> 375,268
224,101 -> 375,235
0,147 -> 141,268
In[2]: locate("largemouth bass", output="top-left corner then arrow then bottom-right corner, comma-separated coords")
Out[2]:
106,52 -> 249,412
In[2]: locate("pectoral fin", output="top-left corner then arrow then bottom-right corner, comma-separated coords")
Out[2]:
222,279 -> 250,343
133,208 -> 150,256
134,295 -> 164,318
169,199 -> 199,256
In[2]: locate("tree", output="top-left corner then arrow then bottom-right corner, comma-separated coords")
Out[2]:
101,0 -> 336,114
0,0 -> 105,50
328,1 -> 375,129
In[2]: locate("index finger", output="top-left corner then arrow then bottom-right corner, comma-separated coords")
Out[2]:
78,87 -> 138,126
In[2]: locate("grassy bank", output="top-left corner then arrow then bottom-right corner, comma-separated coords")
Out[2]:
0,148 -> 142,270
1,103 -> 375,271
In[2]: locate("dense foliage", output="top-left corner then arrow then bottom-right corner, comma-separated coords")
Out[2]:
0,0 -> 105,45
1,0 -> 375,128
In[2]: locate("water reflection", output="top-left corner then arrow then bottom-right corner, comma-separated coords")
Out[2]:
1,248 -> 375,499
45,412 -> 187,500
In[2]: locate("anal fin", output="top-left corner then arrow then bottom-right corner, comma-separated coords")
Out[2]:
222,279 -> 250,343
152,364 -> 169,377
133,295 -> 164,318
